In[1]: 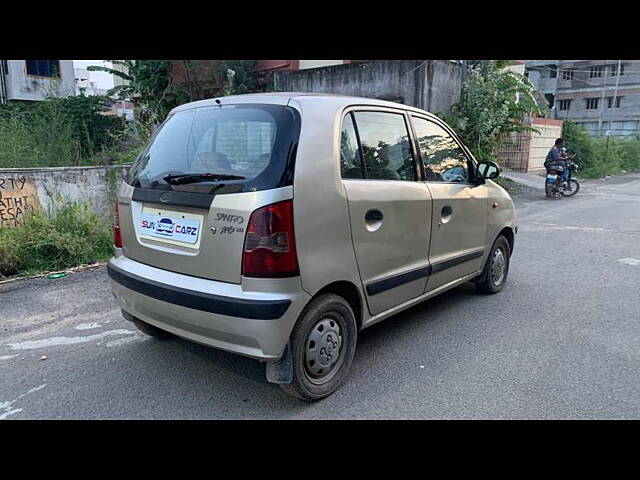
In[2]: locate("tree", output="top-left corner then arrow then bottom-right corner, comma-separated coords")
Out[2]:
88,60 -> 265,122
440,61 -> 544,161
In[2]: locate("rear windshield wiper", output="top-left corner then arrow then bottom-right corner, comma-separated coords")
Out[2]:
163,173 -> 246,185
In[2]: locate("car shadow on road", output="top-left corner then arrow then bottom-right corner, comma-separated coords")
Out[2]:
114,282 -> 483,417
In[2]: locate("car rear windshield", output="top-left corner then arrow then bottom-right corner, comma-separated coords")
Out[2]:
126,104 -> 301,193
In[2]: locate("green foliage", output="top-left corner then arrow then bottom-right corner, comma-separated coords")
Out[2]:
89,60 -> 265,123
218,60 -> 261,95
0,102 -> 82,167
0,96 -> 126,168
0,201 -> 113,277
437,61 -> 544,162
562,120 -> 640,178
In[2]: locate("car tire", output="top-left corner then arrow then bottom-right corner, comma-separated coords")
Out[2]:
475,235 -> 511,294
280,294 -> 358,402
129,316 -> 174,340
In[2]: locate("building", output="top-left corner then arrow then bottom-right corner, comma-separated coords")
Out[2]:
526,60 -> 640,137
255,60 -> 351,72
74,67 -> 108,96
0,60 -> 75,103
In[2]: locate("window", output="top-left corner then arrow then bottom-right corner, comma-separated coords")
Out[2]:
607,96 -> 622,108
585,98 -> 599,110
25,60 -> 60,78
127,104 -> 301,193
549,65 -> 557,78
340,113 -> 364,179
411,116 -> 469,183
611,63 -> 625,76
558,99 -> 571,111
589,66 -> 603,78
352,111 -> 416,181
561,69 -> 574,80
545,93 -> 555,109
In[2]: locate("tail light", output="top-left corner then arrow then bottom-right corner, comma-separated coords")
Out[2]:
242,200 -> 299,278
114,201 -> 122,248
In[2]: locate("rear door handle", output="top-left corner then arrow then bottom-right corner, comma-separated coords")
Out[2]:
439,205 -> 453,226
365,209 -> 384,222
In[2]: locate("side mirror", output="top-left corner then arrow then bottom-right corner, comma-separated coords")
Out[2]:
476,161 -> 501,182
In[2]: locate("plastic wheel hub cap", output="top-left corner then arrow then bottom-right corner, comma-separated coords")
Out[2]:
305,318 -> 343,378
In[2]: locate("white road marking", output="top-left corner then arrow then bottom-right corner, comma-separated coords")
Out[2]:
75,322 -> 102,330
105,335 -> 144,347
4,329 -> 136,351
618,258 -> 640,266
0,355 -> 18,361
526,222 -> 640,236
0,384 -> 47,420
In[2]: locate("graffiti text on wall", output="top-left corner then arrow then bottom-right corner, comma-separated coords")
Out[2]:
0,176 -> 41,227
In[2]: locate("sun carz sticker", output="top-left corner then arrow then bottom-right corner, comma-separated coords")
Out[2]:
140,212 -> 201,245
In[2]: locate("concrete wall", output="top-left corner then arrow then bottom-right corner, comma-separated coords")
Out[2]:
5,60 -> 75,102
0,165 -> 129,228
495,118 -> 563,173
528,118 -> 563,172
272,60 -> 463,114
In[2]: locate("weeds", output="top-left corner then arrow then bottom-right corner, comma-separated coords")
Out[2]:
0,201 -> 112,277
562,120 -> 640,178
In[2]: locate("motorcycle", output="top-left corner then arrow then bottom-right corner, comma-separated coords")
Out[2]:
545,154 -> 580,198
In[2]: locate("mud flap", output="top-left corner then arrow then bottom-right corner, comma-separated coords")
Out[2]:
265,343 -> 292,384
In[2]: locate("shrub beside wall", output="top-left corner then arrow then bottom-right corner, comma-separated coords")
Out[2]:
562,120 -> 640,178
0,201 -> 112,277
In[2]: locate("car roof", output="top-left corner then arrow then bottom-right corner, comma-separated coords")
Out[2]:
169,92 -> 435,117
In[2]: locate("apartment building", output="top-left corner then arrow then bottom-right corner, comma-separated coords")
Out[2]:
526,60 -> 640,137
0,60 -> 75,103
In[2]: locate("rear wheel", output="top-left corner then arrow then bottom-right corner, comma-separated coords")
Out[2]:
545,182 -> 554,198
475,235 -> 511,294
280,294 -> 357,401
561,179 -> 580,197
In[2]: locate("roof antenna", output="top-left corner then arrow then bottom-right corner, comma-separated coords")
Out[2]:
214,98 -> 221,105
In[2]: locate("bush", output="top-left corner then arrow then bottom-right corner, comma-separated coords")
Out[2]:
563,120 -> 640,178
0,201 -> 113,277
0,95 -> 126,168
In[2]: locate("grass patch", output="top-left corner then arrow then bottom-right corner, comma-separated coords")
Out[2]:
563,120 -> 640,178
0,201 -> 113,278
493,176 -> 523,195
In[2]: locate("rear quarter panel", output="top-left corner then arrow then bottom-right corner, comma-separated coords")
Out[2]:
291,98 -> 365,301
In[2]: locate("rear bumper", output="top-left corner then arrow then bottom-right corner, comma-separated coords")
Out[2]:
107,256 -> 310,361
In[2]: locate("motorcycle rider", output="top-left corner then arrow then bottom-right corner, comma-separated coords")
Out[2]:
545,138 -> 571,189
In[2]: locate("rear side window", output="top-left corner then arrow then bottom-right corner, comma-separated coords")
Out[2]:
127,104 -> 300,193
352,111 -> 416,181
412,116 -> 470,183
340,113 -> 364,179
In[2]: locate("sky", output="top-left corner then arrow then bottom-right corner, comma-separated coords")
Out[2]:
73,60 -> 114,90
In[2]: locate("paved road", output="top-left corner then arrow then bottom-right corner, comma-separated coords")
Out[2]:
1,174 -> 639,419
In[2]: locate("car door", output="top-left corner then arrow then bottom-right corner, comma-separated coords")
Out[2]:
409,115 -> 488,292
341,109 -> 433,316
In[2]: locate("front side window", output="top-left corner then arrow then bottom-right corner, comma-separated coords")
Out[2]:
352,111 -> 416,181
26,60 -> 60,78
411,116 -> 469,183
127,104 -> 300,193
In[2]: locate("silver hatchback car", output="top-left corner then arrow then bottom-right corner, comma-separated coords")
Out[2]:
108,93 -> 517,401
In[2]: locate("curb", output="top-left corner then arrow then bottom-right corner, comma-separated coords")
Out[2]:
0,262 -> 107,286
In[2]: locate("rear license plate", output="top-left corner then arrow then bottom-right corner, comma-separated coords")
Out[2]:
139,207 -> 204,249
